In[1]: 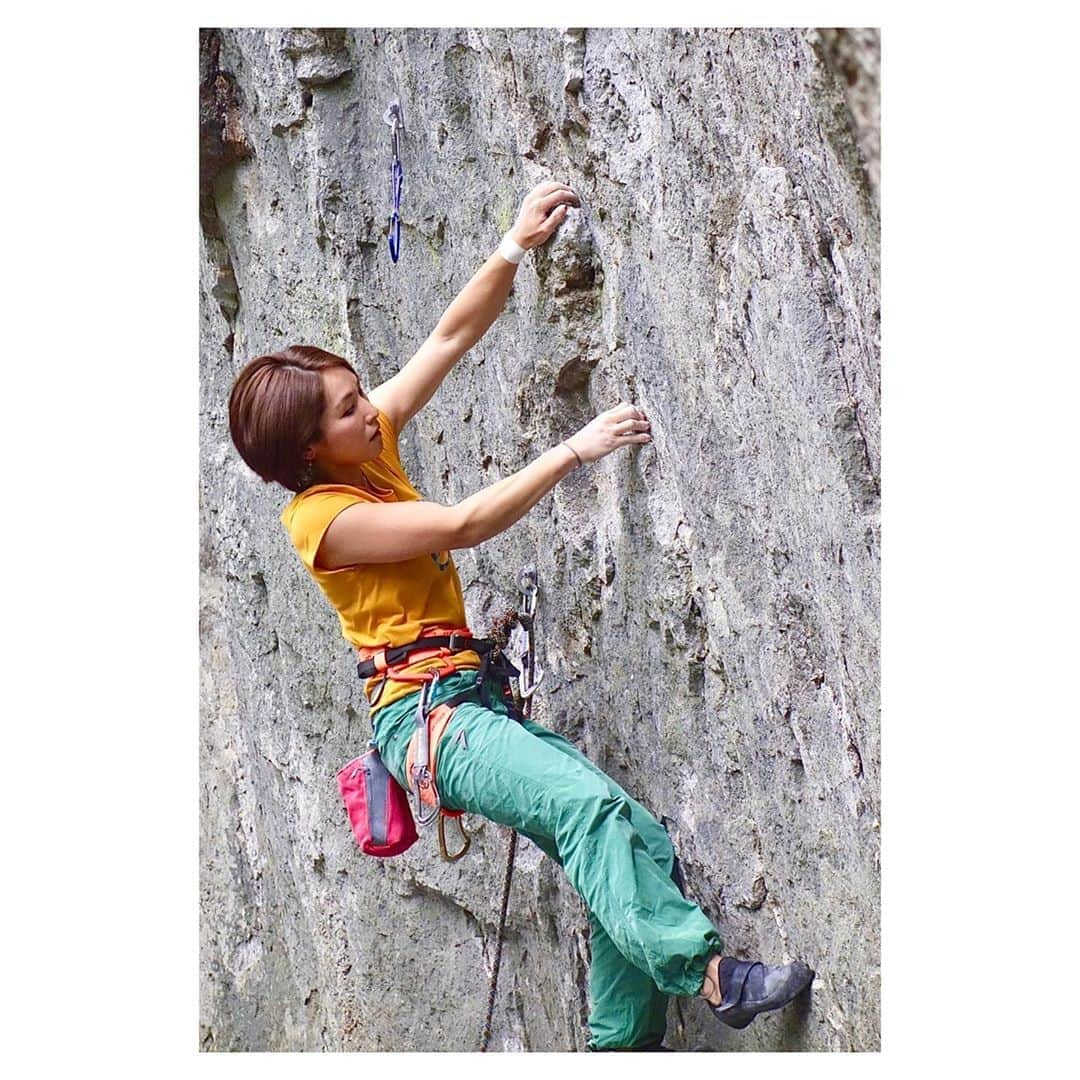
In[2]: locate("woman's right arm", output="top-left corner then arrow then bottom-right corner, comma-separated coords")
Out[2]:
316,403 -> 651,569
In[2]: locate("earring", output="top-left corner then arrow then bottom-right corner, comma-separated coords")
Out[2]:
297,458 -> 316,489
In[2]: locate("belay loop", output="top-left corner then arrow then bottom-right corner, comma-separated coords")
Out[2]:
383,99 -> 404,263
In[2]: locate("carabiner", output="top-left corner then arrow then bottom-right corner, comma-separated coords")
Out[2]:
383,100 -> 405,156
411,769 -> 441,826
520,665 -> 545,699
438,813 -> 471,862
518,566 -> 538,616
387,156 -> 404,263
516,566 -> 542,697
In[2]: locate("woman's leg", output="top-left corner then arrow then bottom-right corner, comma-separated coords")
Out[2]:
433,700 -> 722,994
371,674 -> 722,1046
516,719 -> 679,1049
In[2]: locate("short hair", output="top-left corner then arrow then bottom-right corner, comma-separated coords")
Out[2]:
228,345 -> 358,492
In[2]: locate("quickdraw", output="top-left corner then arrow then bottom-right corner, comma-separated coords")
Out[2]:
479,566 -> 541,1052
508,566 -> 543,701
383,99 -> 404,263
409,673 -> 445,827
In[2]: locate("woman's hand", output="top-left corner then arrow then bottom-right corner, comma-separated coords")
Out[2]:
510,181 -> 581,250
564,404 -> 652,465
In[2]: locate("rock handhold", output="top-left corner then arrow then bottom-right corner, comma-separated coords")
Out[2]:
555,353 -> 599,396
562,28 -> 586,95
543,208 -> 599,295
735,874 -> 769,912
282,28 -> 353,87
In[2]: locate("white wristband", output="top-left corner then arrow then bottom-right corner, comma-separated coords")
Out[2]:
498,232 -> 526,264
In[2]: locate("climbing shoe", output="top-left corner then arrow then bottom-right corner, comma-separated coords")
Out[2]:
710,958 -> 815,1029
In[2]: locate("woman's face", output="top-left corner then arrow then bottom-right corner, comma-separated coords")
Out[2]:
306,365 -> 382,478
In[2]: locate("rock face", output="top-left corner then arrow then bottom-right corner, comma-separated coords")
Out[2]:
199,27 -> 880,1052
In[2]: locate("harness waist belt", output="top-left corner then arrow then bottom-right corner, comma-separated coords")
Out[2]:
356,633 -> 497,680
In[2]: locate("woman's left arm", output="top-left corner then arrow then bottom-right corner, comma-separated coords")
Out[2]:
370,181 -> 579,432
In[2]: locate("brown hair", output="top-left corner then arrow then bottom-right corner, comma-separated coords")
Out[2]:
228,345 -> 358,492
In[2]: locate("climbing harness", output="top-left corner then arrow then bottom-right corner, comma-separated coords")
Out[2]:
479,566 -> 541,1052
353,623 -> 524,865
356,626 -> 518,712
383,99 -> 404,263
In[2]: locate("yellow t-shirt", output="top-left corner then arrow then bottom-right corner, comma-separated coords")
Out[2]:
280,407 -> 481,712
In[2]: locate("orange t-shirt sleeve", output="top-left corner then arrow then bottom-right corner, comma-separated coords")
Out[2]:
284,489 -> 367,573
375,407 -> 407,480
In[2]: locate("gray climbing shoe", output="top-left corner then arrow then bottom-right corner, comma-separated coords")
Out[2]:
710,958 -> 815,1029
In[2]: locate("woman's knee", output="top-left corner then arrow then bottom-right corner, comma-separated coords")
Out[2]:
554,788 -> 632,854
635,810 -> 675,870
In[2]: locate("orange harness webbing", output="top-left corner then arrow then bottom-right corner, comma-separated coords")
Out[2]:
404,702 -> 461,815
357,624 -> 477,708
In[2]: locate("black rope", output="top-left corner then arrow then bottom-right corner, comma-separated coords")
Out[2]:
479,827 -> 518,1051
478,578 -> 537,1051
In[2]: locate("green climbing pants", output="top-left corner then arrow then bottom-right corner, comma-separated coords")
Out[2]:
371,669 -> 724,1050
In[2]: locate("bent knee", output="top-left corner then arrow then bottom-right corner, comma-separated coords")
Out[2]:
638,812 -> 675,870
554,790 -> 633,855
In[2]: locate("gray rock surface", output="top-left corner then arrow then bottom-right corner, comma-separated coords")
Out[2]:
199,26 -> 880,1052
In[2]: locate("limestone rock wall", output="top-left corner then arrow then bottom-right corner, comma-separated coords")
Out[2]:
199,26 -> 880,1052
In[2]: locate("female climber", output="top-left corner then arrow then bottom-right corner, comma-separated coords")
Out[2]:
227,180 -> 814,1050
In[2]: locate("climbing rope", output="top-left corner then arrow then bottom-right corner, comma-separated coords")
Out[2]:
479,567 -> 540,1051
480,829 -> 518,1052
383,99 -> 404,263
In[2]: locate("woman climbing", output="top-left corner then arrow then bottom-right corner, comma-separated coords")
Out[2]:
227,180 -> 814,1050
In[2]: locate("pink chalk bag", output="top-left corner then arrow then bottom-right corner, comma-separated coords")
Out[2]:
336,742 -> 418,857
